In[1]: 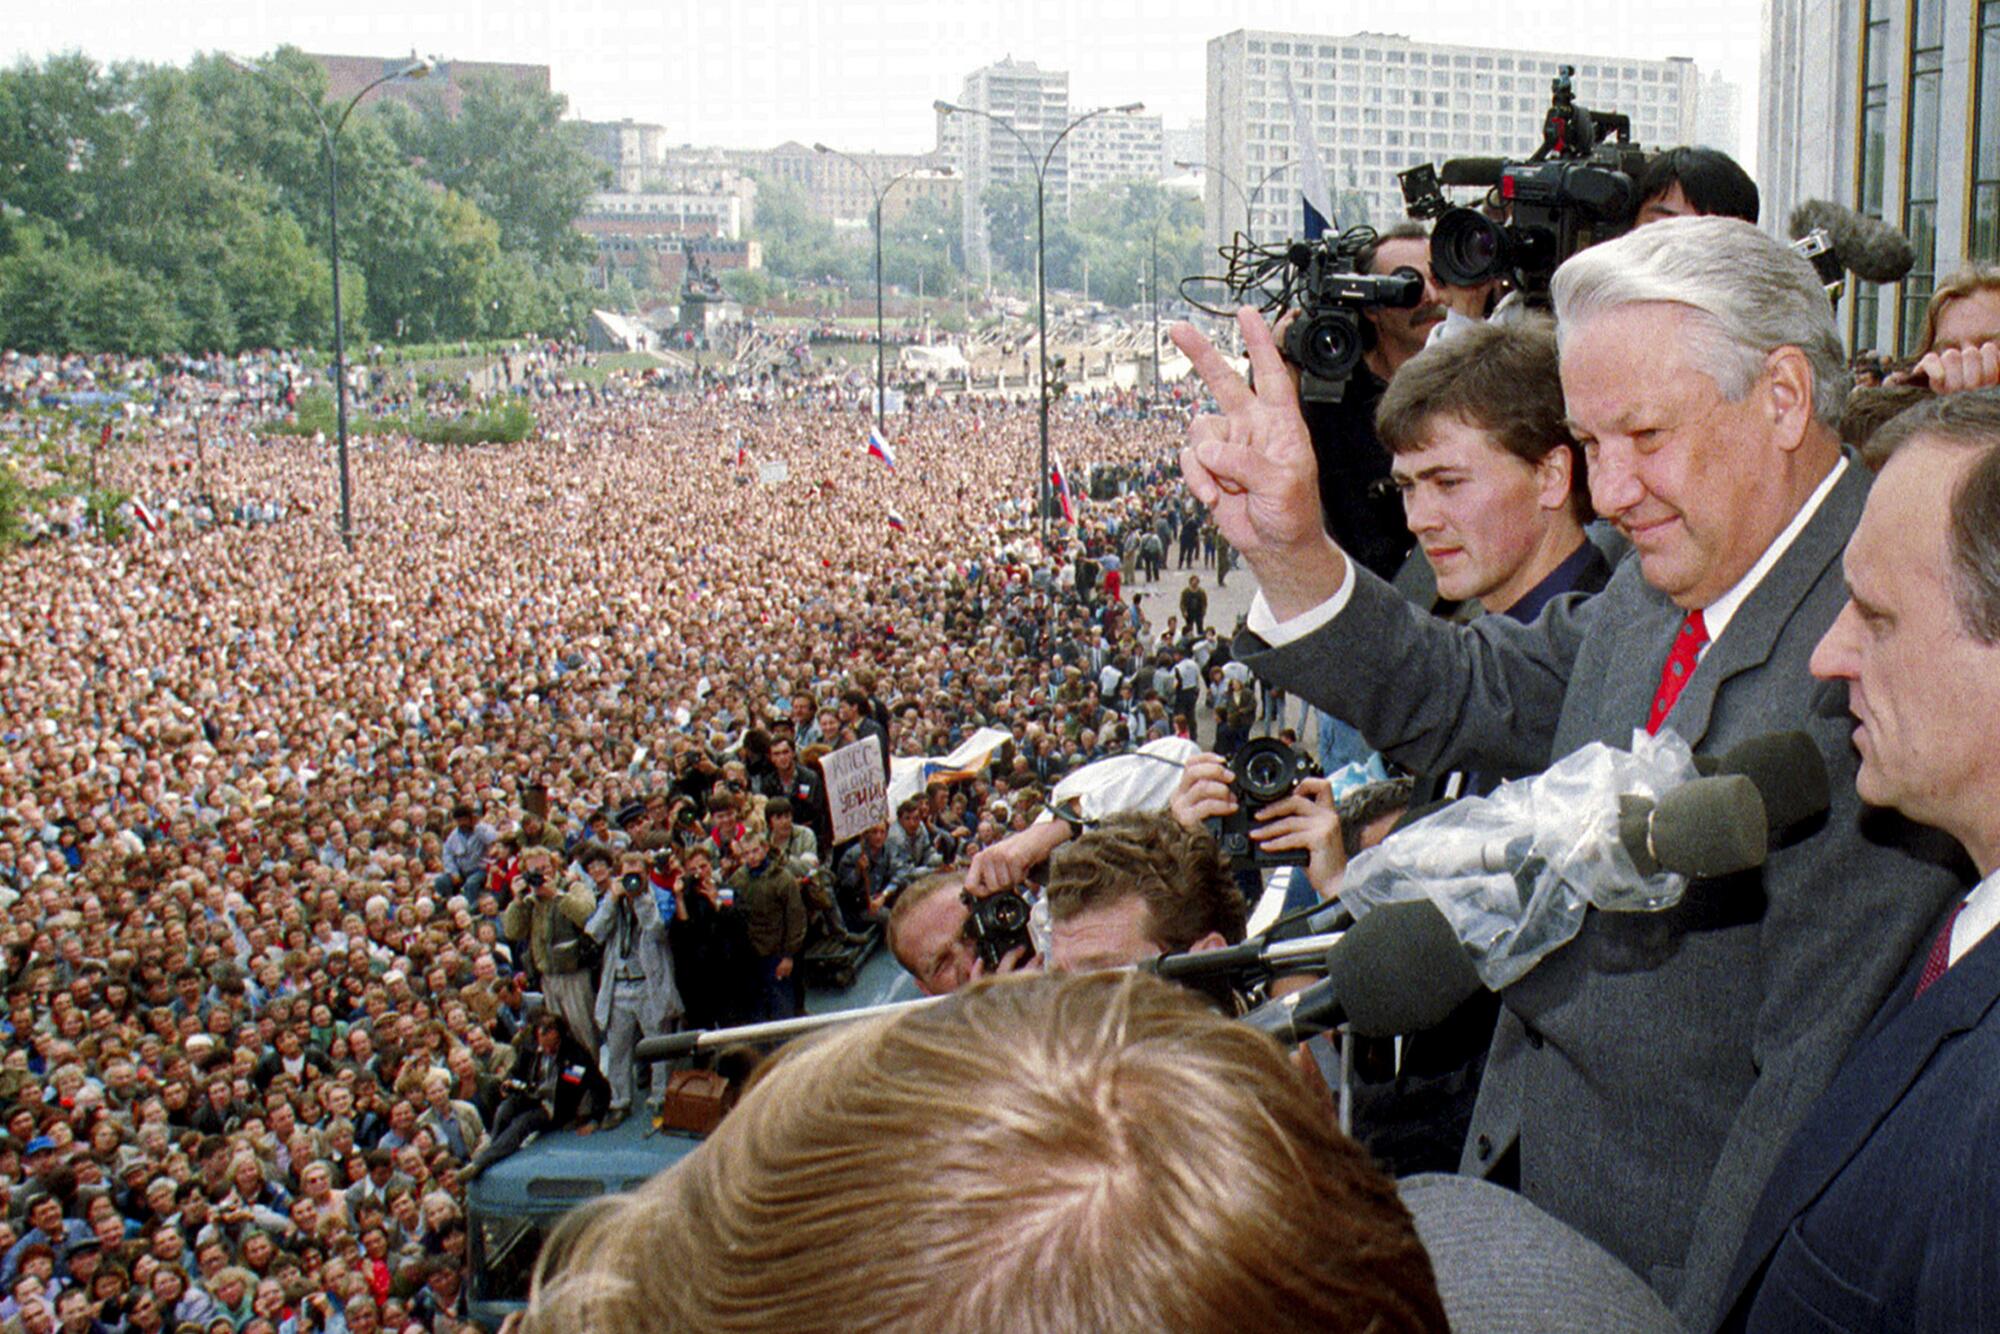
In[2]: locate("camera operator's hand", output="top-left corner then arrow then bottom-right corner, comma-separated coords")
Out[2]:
1171,309 -> 1347,621
1168,752 -> 1238,830
1437,279 -> 1499,322
1248,777 -> 1347,901
964,820 -> 1070,896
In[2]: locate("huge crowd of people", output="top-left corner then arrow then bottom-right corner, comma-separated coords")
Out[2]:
0,348 -> 1246,1333
12,133 -> 2000,1334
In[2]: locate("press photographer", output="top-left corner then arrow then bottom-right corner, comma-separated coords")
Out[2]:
461,1012 -> 608,1181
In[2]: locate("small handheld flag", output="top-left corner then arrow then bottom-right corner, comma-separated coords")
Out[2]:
886,510 -> 907,532
866,429 -> 896,471
1049,455 -> 1077,525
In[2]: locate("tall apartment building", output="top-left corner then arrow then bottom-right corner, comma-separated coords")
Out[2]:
1202,30 -> 1698,257
1166,120 -> 1207,176
1694,70 -> 1745,165
580,119 -> 668,192
942,57 -> 1071,283
1068,113 -> 1168,194
1761,0 -> 2000,356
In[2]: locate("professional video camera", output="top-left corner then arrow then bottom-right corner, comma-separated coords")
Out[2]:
1397,64 -> 1647,296
1186,228 -> 1423,404
1211,737 -> 1321,871
961,887 -> 1034,970
1281,245 -> 1426,403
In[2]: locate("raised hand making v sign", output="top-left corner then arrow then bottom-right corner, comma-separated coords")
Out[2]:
1170,308 -> 1348,621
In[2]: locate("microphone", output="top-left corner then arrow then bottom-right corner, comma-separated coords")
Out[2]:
1617,776 -> 1764,879
1787,200 -> 1916,284
1438,156 -> 1507,188
1149,930 -> 1345,983
1694,729 -> 1830,835
1243,900 -> 1483,1043
1391,771 -> 1770,882
1384,730 -> 1830,884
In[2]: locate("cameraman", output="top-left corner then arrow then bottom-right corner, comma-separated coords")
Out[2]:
584,850 -> 680,1131
1304,222 -> 1446,585
1632,146 -> 1760,227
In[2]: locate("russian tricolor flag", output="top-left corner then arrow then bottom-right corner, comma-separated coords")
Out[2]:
867,429 -> 896,471
1049,455 -> 1076,525
887,510 -> 907,532
1283,65 -> 1336,238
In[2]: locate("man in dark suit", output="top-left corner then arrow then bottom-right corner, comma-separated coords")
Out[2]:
460,1010 -> 607,1181
1170,216 -> 1966,1325
1716,393 -> 2000,1329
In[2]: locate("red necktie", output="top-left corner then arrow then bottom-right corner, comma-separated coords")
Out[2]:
1914,903 -> 1966,998
1646,610 -> 1710,736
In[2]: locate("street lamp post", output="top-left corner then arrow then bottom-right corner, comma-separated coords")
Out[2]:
231,53 -> 432,552
935,98 -> 1144,544
813,146 -> 947,441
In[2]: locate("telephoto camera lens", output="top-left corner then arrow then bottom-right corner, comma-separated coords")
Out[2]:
1231,737 -> 1308,806
1282,311 -> 1364,385
1431,208 -> 1508,287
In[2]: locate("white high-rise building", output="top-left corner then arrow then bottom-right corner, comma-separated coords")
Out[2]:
945,57 -> 1071,283
1695,69 -> 1744,165
1069,112 -> 1168,194
1203,30 -> 1699,257
1166,120 -> 1207,177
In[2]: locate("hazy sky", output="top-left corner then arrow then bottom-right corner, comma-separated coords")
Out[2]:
10,0 -> 1762,157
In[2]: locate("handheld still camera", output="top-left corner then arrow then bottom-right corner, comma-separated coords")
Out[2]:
1399,64 -> 1647,297
961,888 -> 1034,970
1210,737 -> 1321,871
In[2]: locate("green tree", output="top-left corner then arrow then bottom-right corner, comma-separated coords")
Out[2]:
0,48 -> 597,353
882,194 -> 961,299
750,174 -> 868,286
385,75 -> 604,269
0,222 -> 187,354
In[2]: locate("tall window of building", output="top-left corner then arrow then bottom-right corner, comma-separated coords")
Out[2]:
1854,0 -> 1894,348
1972,0 -> 2000,259
1899,0 -> 1947,352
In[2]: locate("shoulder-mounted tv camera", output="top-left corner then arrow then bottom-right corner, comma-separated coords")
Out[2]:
1397,65 -> 1647,297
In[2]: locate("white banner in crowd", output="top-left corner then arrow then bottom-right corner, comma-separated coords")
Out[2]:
886,726 -> 1015,811
756,459 -> 789,484
825,734 -> 890,845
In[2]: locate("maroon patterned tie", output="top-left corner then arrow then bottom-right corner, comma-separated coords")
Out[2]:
1914,903 -> 1966,999
1646,610 -> 1710,736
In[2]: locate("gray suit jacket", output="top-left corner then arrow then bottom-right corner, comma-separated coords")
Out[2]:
1400,1173 -> 1679,1334
1240,459 -> 1965,1326
586,886 -> 682,1031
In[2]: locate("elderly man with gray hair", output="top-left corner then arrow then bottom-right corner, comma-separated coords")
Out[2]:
1170,216 -> 1967,1326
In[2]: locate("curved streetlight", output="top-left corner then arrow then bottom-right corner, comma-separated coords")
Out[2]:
936,98 -> 1144,542
1176,156 -> 1298,243
1147,204 -> 1184,402
813,145 -> 951,439
229,52 -> 434,552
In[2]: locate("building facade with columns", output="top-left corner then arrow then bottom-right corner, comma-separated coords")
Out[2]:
1763,0 -> 2000,355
